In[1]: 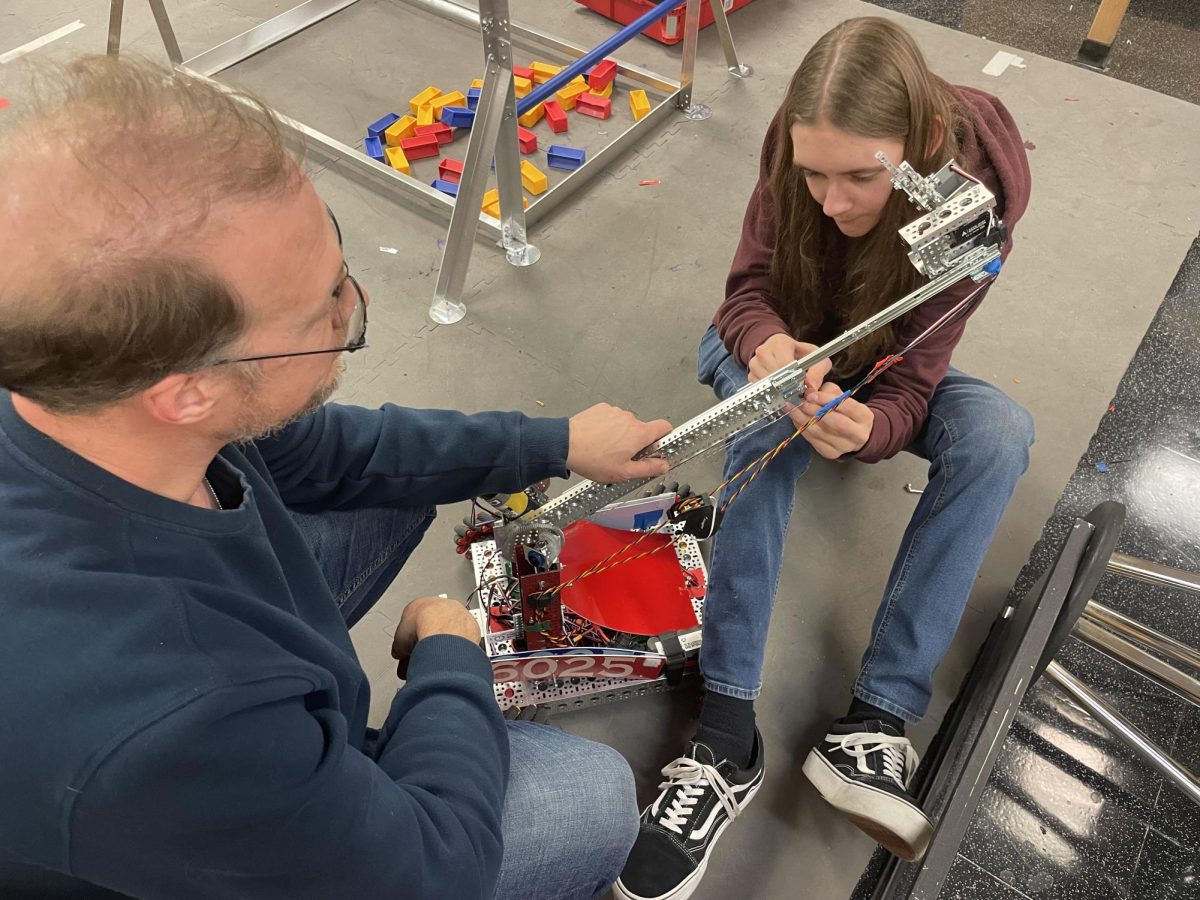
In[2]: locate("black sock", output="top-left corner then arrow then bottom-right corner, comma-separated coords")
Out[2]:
692,692 -> 755,768
843,697 -> 906,735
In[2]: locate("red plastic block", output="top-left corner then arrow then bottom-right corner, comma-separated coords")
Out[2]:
416,122 -> 455,145
438,157 -> 464,183
543,100 -> 569,134
517,126 -> 538,154
512,65 -> 535,81
588,59 -> 618,91
399,134 -> 440,159
575,93 -> 612,120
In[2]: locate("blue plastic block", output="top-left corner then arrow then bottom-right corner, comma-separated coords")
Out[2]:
440,106 -> 475,128
364,135 -> 385,163
431,178 -> 460,197
467,88 -> 482,110
547,144 -> 586,171
367,112 -> 401,139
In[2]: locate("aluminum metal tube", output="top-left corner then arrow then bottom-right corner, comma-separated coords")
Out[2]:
1044,661 -> 1200,807
677,0 -> 701,109
517,0 -> 682,112
182,0 -> 364,76
148,0 -> 183,64
1108,551 -> 1200,594
706,0 -> 749,75
1084,601 -> 1200,671
107,0 -> 125,56
395,0 -> 480,30
790,247 -> 998,375
429,48 -> 512,323
1073,618 -> 1200,705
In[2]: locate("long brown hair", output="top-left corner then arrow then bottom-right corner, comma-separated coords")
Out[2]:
770,17 -> 960,377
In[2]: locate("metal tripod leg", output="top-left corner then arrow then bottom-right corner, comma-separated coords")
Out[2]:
706,0 -> 751,77
429,0 -> 537,323
676,0 -> 710,121
107,0 -> 126,55
107,0 -> 183,63
487,0 -> 539,270
148,0 -> 183,63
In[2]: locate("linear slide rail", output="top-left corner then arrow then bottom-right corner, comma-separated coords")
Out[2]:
507,244 -> 999,537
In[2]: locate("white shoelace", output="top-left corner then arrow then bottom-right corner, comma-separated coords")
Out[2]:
652,757 -> 742,836
836,732 -> 920,789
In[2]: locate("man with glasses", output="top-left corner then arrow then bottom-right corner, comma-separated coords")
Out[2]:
0,57 -> 670,899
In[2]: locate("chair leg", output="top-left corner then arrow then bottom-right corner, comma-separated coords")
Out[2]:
1076,0 -> 1133,70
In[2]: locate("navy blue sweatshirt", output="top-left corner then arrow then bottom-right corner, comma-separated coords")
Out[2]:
0,391 -> 570,899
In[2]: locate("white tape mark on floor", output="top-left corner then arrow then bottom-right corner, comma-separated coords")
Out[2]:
0,20 -> 86,64
982,50 -> 1027,77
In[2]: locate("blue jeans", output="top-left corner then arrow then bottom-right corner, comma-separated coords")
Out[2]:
696,325 -> 1035,723
290,505 -> 638,899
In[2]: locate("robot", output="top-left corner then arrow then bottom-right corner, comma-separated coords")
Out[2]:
456,153 -> 1007,713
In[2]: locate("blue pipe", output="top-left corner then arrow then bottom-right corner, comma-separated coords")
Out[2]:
516,0 -> 682,114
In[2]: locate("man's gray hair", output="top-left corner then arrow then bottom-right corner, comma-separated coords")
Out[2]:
0,55 -> 302,413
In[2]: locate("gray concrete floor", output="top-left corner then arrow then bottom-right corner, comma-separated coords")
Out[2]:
3,0 -> 1199,897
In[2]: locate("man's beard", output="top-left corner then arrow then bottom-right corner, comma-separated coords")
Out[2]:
220,360 -> 344,444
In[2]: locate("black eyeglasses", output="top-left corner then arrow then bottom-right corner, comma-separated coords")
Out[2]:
213,208 -> 368,365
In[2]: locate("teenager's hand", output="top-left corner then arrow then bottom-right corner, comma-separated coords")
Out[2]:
793,382 -> 874,459
392,596 -> 482,679
748,333 -> 831,392
567,403 -> 672,484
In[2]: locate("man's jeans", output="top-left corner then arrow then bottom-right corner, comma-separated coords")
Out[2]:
290,506 -> 638,900
696,324 -> 1035,723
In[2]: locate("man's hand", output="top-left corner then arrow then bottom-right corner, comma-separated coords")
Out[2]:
749,333 -> 831,392
392,596 -> 482,679
567,403 -> 672,484
792,382 -> 875,459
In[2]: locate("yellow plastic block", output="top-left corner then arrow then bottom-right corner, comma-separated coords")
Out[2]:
520,160 -> 548,195
481,188 -> 530,217
470,78 -> 484,89
416,103 -> 435,127
588,82 -> 613,100
384,145 -> 411,175
409,86 -> 442,116
556,77 -> 589,111
383,114 -> 417,146
431,91 -> 467,121
513,75 -> 533,98
530,61 -> 563,84
629,89 -> 651,121
518,102 -> 545,128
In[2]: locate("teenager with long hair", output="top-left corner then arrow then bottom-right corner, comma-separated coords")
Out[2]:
616,18 -> 1033,900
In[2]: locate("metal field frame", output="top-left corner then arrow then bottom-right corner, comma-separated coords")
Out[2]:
107,0 -> 750,323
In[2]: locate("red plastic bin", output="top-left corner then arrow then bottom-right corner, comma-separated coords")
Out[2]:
574,0 -> 757,46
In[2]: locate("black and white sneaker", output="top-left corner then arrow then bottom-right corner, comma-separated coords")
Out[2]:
802,719 -> 933,861
614,729 -> 765,900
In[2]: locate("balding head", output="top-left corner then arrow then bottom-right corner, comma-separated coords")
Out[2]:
0,55 -> 305,413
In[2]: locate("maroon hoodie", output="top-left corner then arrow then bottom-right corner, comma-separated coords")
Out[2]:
714,85 -> 1031,463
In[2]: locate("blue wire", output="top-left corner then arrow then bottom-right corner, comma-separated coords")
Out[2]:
813,390 -> 851,420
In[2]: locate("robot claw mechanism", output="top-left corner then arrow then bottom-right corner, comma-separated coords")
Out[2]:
455,153 -> 1007,714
